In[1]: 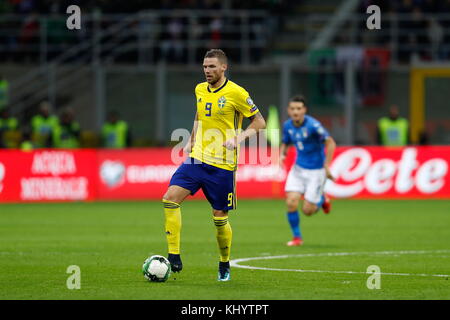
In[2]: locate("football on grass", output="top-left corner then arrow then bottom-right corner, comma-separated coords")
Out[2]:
142,255 -> 171,282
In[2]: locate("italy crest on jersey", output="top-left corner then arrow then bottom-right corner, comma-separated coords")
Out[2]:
302,128 -> 308,138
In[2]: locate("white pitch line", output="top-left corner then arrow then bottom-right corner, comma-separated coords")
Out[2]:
230,250 -> 450,278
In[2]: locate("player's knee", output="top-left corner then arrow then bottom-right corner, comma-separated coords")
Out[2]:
302,199 -> 319,216
302,206 -> 316,216
162,192 -> 178,204
213,210 -> 228,217
286,199 -> 298,212
287,203 -> 298,212
162,193 -> 171,203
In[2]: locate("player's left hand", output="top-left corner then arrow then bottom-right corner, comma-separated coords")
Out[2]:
223,137 -> 238,150
325,166 -> 335,181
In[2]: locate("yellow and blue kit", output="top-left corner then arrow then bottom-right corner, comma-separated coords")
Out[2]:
169,78 -> 259,210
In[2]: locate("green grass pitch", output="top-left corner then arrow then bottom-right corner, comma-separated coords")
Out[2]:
0,199 -> 449,300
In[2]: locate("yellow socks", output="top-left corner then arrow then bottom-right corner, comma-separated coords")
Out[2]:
213,216 -> 232,262
163,200 -> 231,262
163,199 -> 181,255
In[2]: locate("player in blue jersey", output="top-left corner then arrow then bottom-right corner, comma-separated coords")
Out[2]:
279,95 -> 336,246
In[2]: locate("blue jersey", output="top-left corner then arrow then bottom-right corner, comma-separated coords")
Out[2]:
282,115 -> 330,170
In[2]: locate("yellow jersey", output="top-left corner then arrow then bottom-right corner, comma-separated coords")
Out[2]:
190,78 -> 259,171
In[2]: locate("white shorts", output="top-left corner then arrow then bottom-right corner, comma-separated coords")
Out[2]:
284,165 -> 326,204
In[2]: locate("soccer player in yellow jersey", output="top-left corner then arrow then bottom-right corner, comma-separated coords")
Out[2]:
162,49 -> 266,281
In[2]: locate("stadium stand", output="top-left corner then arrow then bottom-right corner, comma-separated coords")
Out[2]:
1,0 -> 449,148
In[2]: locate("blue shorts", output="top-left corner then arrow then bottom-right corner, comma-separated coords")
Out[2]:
169,157 -> 236,211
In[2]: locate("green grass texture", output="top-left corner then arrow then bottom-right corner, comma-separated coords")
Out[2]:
0,199 -> 449,300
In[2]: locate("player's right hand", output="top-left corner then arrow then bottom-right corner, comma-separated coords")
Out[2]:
223,137 -> 238,150
325,166 -> 335,181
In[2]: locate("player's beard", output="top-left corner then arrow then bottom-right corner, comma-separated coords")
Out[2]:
207,77 -> 217,85
206,73 -> 221,86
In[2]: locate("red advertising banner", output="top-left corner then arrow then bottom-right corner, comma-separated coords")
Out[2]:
96,147 -> 286,200
0,146 -> 449,202
97,148 -> 181,200
96,146 -> 450,200
326,146 -> 449,199
0,149 -> 97,202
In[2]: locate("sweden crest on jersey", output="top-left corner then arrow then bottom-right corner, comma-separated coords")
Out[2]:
218,96 -> 226,108
217,96 -> 226,115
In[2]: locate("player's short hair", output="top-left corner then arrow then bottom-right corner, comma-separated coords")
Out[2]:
289,95 -> 307,106
204,49 -> 228,64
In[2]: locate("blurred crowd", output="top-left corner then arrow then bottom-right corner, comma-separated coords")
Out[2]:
2,0 -> 450,65
0,100 -> 132,150
358,0 -> 450,62
0,0 -> 287,64
0,0 -> 285,14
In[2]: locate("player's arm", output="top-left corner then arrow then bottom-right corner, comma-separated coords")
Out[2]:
223,112 -> 266,149
324,136 -> 336,181
238,112 -> 266,144
184,112 -> 198,153
279,143 -> 289,166
278,122 -> 291,166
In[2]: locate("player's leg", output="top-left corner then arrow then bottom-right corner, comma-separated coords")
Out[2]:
213,209 -> 232,281
301,199 -> 320,216
162,186 -> 190,272
162,159 -> 201,272
284,165 -> 305,246
301,195 -> 331,214
201,163 -> 234,281
285,192 -> 303,246
302,168 -> 327,216
321,194 -> 332,214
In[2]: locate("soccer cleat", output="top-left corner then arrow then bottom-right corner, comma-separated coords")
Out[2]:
322,196 -> 331,214
168,253 -> 183,273
218,261 -> 231,281
287,237 -> 304,246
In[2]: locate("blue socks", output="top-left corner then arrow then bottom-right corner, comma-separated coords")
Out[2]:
287,211 -> 302,239
317,194 -> 325,208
